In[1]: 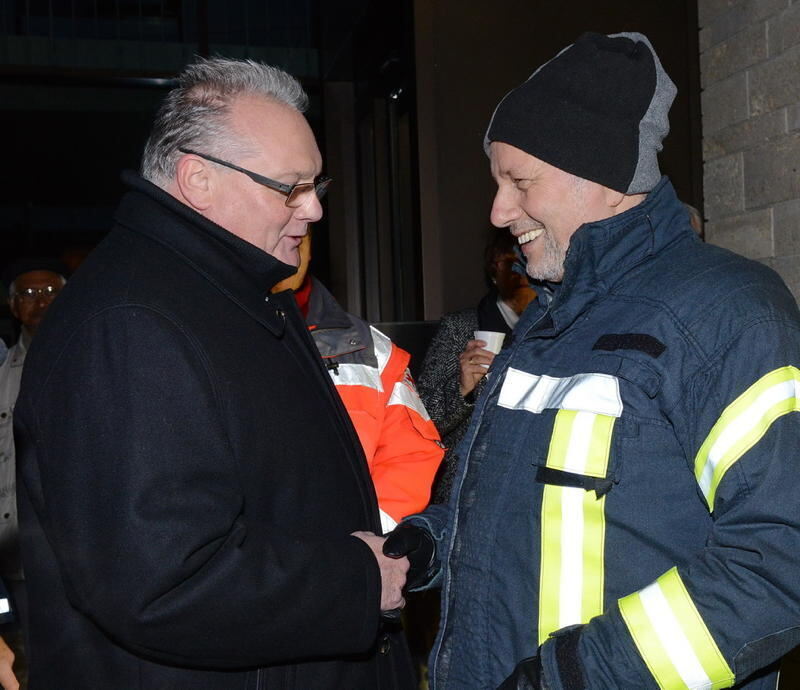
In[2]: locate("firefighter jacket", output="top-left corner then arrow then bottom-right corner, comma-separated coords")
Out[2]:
408,177 -> 800,689
305,278 -> 443,532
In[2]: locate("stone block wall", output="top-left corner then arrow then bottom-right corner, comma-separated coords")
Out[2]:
699,0 -> 800,299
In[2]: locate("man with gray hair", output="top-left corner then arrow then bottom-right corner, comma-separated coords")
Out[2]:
384,32 -> 800,689
15,57 -> 414,688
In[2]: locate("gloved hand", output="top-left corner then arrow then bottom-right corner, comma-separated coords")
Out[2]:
499,624 -> 586,689
497,655 -> 544,690
382,523 -> 436,590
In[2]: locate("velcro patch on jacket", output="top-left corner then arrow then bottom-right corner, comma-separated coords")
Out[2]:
592,333 -> 666,358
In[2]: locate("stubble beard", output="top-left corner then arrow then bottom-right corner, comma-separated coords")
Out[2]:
525,229 -> 567,282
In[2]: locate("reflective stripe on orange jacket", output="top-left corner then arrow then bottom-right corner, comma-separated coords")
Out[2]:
305,278 -> 443,532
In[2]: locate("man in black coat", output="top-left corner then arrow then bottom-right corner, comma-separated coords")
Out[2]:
14,57 -> 413,688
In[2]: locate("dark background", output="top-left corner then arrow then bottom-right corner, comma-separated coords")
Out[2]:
0,0 -> 702,342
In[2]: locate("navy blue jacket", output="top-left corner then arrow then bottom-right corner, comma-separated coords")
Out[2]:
410,178 -> 800,689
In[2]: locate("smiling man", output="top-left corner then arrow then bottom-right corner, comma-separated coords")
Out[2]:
384,32 -> 800,689
14,58 -> 413,689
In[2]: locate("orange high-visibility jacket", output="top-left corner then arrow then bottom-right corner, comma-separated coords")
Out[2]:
305,278 -> 444,532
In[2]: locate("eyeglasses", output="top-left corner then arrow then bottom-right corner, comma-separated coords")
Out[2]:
178,148 -> 332,208
12,285 -> 61,303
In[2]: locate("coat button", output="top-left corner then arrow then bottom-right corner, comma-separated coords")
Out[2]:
378,635 -> 391,655
264,295 -> 270,302
349,338 -> 358,346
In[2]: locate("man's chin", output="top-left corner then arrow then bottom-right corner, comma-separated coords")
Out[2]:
525,259 -> 564,283
276,249 -> 300,267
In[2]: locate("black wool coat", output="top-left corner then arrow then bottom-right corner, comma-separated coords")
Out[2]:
14,173 -> 415,689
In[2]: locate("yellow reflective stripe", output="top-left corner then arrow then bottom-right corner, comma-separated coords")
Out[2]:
619,568 -> 734,689
694,366 -> 800,510
545,410 -> 614,477
659,573 -> 734,688
538,410 -> 614,644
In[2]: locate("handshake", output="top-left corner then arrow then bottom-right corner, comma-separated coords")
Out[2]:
351,524 -> 436,613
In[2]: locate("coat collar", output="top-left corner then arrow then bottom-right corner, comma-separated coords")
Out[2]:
305,277 -> 370,360
115,171 -> 298,337
524,176 -> 694,336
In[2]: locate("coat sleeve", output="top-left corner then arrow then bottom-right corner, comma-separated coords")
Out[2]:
20,306 -> 381,669
369,337 -> 444,530
543,315 -> 800,689
416,312 -> 478,440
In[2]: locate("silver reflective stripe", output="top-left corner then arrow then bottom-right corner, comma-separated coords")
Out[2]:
331,363 -> 382,392
498,368 -> 622,417
388,380 -> 432,421
369,326 -> 393,374
379,508 -> 397,533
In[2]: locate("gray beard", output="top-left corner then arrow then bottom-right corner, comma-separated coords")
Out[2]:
526,230 -> 567,282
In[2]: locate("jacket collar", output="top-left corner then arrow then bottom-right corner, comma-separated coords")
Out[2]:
527,176 -> 692,336
115,171 -> 297,337
305,277 -> 368,359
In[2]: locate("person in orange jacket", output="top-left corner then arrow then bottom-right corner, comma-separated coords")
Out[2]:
273,233 -> 443,533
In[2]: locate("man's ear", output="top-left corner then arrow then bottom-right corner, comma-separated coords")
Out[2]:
174,154 -> 213,211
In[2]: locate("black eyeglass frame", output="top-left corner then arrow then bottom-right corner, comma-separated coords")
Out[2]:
178,147 -> 331,208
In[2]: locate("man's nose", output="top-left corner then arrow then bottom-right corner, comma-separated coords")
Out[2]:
490,188 -> 519,228
294,190 -> 324,223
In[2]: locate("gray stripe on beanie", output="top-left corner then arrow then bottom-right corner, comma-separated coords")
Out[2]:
612,32 -> 677,194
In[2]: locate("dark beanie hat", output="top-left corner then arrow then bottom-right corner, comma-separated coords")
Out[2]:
485,31 -> 676,194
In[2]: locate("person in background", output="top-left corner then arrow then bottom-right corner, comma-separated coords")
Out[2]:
14,57 -> 413,689
273,233 -> 444,533
0,260 -> 66,690
417,229 -> 537,502
273,234 -> 444,532
684,201 -> 704,237
0,343 -> 19,690
385,31 -> 800,689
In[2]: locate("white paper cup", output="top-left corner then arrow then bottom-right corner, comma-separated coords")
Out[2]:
474,330 -> 505,355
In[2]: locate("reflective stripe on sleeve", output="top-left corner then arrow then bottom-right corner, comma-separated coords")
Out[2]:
538,409 -> 615,643
694,366 -> 800,510
387,379 -> 432,421
618,567 -> 734,690
369,326 -> 393,374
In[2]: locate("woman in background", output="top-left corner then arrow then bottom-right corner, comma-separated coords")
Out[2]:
417,229 -> 537,503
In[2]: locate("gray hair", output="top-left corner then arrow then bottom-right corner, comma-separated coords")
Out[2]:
9,273 -> 67,297
141,57 -> 309,188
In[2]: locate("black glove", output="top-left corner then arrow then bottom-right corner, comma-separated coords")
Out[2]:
497,655 -> 544,690
500,624 -> 586,690
382,523 -> 436,590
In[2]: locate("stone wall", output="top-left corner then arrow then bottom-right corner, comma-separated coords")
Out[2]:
699,0 -> 800,299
